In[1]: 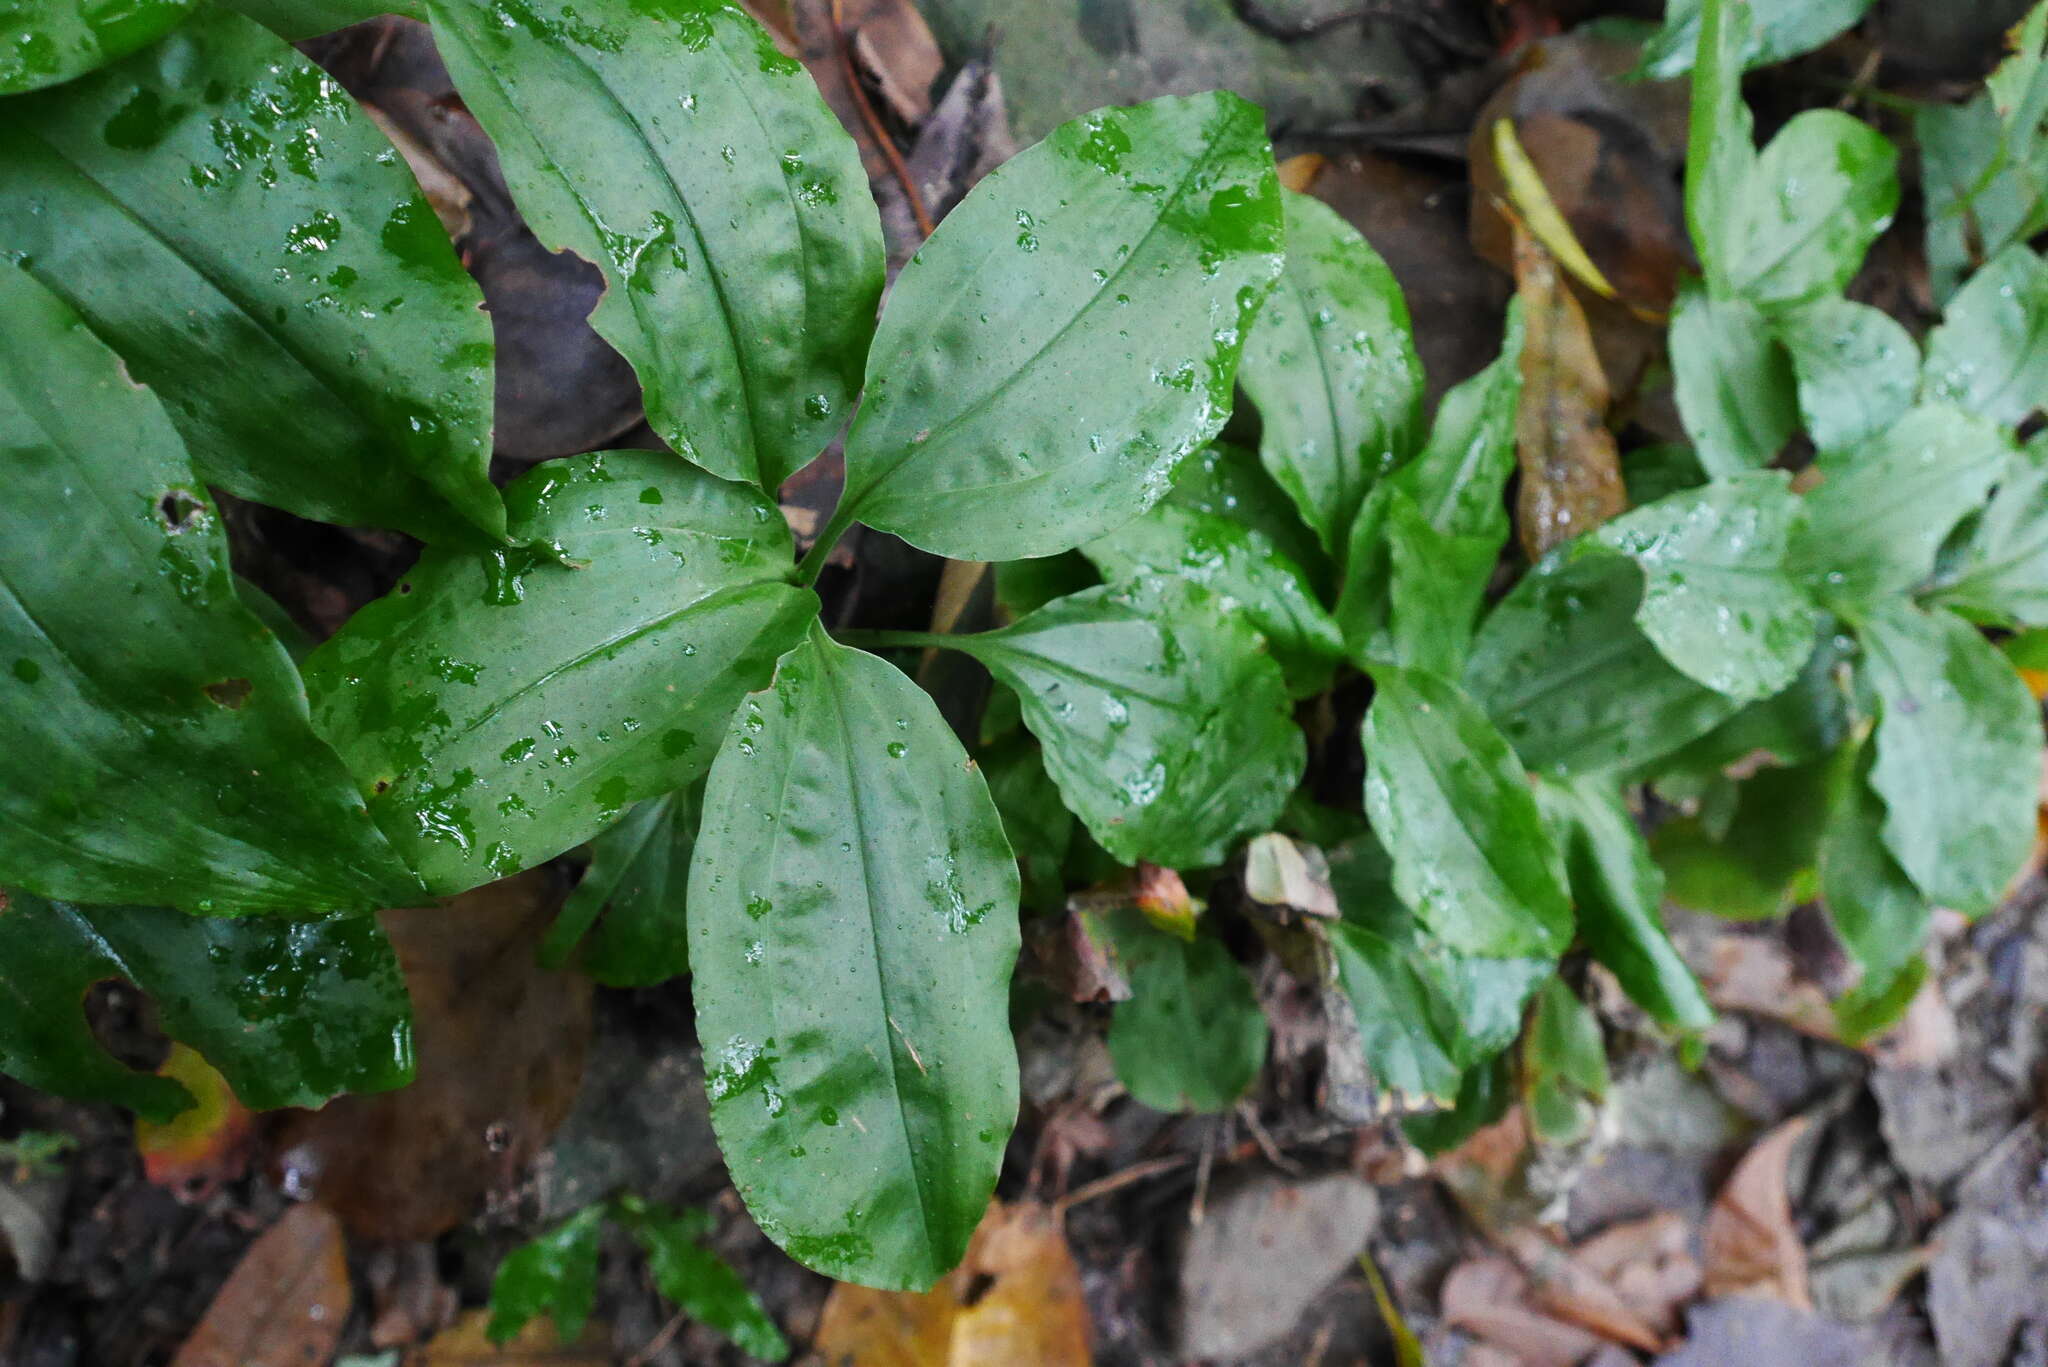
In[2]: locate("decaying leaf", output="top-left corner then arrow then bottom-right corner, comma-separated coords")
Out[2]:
1704,1116 -> 1813,1309
170,1204 -> 349,1367
1512,224 -> 1628,559
812,1200 -> 1091,1366
1440,1255 -> 1605,1367
408,1308 -> 608,1365
1242,834 -> 1340,921
135,1044 -> 254,1205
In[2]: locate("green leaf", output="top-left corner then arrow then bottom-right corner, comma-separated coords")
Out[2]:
216,0 -> 422,39
1362,666 -> 1574,957
1727,111 -> 1899,308
1522,977 -> 1606,1144
1636,0 -> 1873,79
1466,553 -> 1746,775
431,0 -> 882,492
541,788 -> 699,986
0,264 -> 421,914
836,93 -> 1284,561
0,0 -> 196,94
1770,297 -> 1919,454
1933,432 -> 2048,627
1818,738 -> 1930,989
1535,777 -> 1713,1030
1166,441 -> 1331,589
1327,920 -> 1464,1104
1922,245 -> 2048,428
1623,444 -> 1708,508
0,11 -> 504,546
1669,284 -> 1798,476
1105,915 -> 1268,1113
688,630 -> 1019,1291
1655,760 -> 1829,920
1650,623 -> 1852,777
487,1205 -> 605,1345
1379,492 -> 1499,678
1859,600 -> 2042,914
305,451 -> 817,897
1083,502 -> 1345,695
1238,189 -> 1423,551
977,733 -> 1074,913
0,890 -> 412,1123
1792,404 -> 2012,612
1684,0 -> 1758,292
1402,1055 -> 1512,1155
617,1200 -> 790,1361
941,580 -> 1304,869
1591,472 -> 1817,701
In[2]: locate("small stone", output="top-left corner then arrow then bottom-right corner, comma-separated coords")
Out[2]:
1175,1171 -> 1379,1360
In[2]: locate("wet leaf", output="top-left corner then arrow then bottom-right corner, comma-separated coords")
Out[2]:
1817,740 -> 1929,990
1683,0 -> 1757,292
271,871 -> 592,1241
1769,297 -> 1917,456
1379,494 -> 1502,678
1536,776 -> 1713,1030
1590,471 -> 1817,702
1466,552 -> 1745,775
305,451 -> 817,897
541,788 -> 699,987
1105,914 -> 1267,1113
1931,431 -> 2048,627
1238,188 -> 1423,552
0,10 -> 503,545
1921,245 -> 2048,428
1637,0 -> 1872,79
1512,227 -> 1627,559
1791,404 -> 2012,612
170,1204 -> 350,1367
218,0 -> 422,38
1327,919 -> 1467,1105
1363,666 -> 1574,958
616,1198 -> 788,1361
488,1205 -> 605,1345
1859,600 -> 2042,914
0,263 -> 422,913
0,0 -> 196,94
0,890 -> 411,1122
945,579 -> 1303,870
1669,284 -> 1799,477
1703,1116 -> 1812,1307
976,733 -> 1072,913
431,0 -> 883,491
1655,760 -> 1830,921
688,630 -> 1019,1290
1165,440 -> 1330,587
836,93 -> 1283,560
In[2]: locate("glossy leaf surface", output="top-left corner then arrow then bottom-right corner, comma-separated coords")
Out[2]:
689,632 -> 1019,1291
1921,245 -> 2048,428
949,580 -> 1304,869
1724,110 -> 1898,308
488,1205 -> 605,1344
0,265 -> 420,914
1167,441 -> 1330,587
1933,433 -> 2048,627
1238,189 -> 1423,550
1362,667 -> 1574,958
306,452 -> 816,896
218,0 -> 421,39
0,11 -> 503,544
1637,0 -> 1871,79
0,891 -> 412,1122
0,0 -> 195,94
432,0 -> 882,491
542,788 -> 699,986
1105,916 -> 1267,1113
839,93 -> 1283,560
1669,284 -> 1798,477
1771,297 -> 1917,455
1683,0 -> 1755,290
1860,601 -> 2041,914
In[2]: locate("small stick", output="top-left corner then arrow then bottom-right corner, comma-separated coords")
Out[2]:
828,0 -> 935,238
1052,1155 -> 1190,1219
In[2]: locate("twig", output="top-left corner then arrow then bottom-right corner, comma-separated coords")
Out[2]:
1237,1100 -> 1304,1176
626,1306 -> 689,1367
828,0 -> 934,238
1190,1124 -> 1219,1227
1052,1155 -> 1191,1219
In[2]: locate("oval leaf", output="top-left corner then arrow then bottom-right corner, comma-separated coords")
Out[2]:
690,631 -> 1020,1291
1670,284 -> 1799,477
0,264 -> 421,913
838,92 -> 1284,560
305,451 -> 817,896
1770,297 -> 1917,456
1726,110 -> 1899,308
431,0 -> 883,490
1922,244 -> 2048,429
1933,431 -> 2048,627
1,0 -> 196,95
0,10 -> 502,544
1104,915 -> 1268,1114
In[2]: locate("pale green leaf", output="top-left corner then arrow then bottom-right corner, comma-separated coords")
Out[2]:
1771,296 -> 1919,453
1922,245 -> 2048,428
1669,283 -> 1798,476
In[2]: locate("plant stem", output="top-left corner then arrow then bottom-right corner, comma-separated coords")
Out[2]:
795,501 -> 859,587
830,627 -> 960,652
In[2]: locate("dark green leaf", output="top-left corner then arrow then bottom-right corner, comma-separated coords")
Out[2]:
0,890 -> 412,1122
1833,954 -> 1926,1045
1083,502 -> 1344,695
1327,921 -> 1464,1104
1380,491 -> 1499,677
431,0 -> 882,491
1104,915 -> 1267,1114
1859,600 -> 2042,914
836,93 -> 1283,560
1622,444 -> 1708,508
217,0 -> 421,39
1591,471 -> 1817,701
1771,297 -> 1918,454
0,11 -> 504,545
0,264 -> 420,914
542,788 -> 699,986
1933,432 -> 2048,627
1522,977 -> 1606,1144
1238,189 -> 1423,550
1654,760 -> 1829,920
1792,404 -> 2012,611
0,0 -> 196,94
1649,623 -> 1852,777
688,630 -> 1019,1291
1466,553 -> 1745,775
1362,666 -> 1574,957
977,733 -> 1074,913
1922,245 -> 2048,428
1168,441 -> 1330,589
306,451 -> 817,897
1636,0 -> 1872,79
1402,1054 -> 1512,1155
487,1205 -> 605,1344
1669,283 -> 1798,476
1536,777 -> 1713,1030
1818,739 -> 1930,989
617,1199 -> 790,1361
947,580 -> 1303,869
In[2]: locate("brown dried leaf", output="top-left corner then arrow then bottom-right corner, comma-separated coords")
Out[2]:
271,871 -> 591,1241
1704,1117 -> 1813,1309
1699,934 -> 1841,1041
1439,1255 -> 1604,1367
1513,223 -> 1628,559
1570,1211 -> 1701,1336
170,1204 -> 349,1367
1499,1227 -> 1667,1354
407,1309 -> 608,1365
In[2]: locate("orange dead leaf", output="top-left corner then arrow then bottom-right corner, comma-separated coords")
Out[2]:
136,1043 -> 254,1204
407,1309 -> 608,1365
170,1203 -> 349,1367
1512,223 -> 1627,559
1703,1116 -> 1812,1309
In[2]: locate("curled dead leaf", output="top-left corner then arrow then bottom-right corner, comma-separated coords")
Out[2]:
1704,1116 -> 1813,1309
